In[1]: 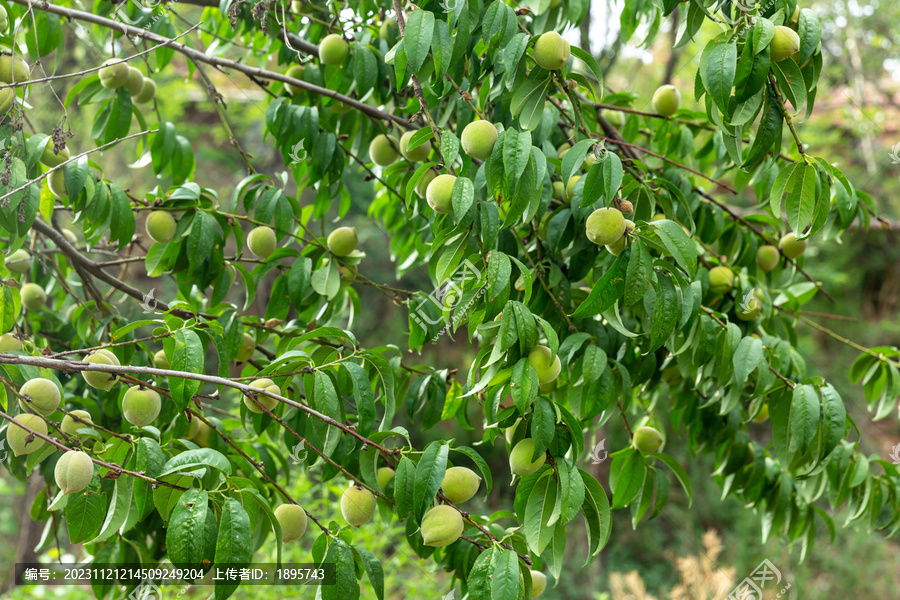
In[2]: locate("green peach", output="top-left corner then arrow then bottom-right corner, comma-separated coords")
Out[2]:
20,283 -> 46,311
6,413 -> 47,456
652,84 -> 681,117
533,31 -> 570,70
327,226 -> 358,257
708,266 -> 735,295
341,485 -> 376,527
779,232 -> 807,259
122,386 -> 161,427
440,466 -> 481,503
19,378 -> 61,416
60,410 -> 93,436
528,345 -> 561,385
426,174 -> 456,214
399,131 -> 430,162
460,120 -> 498,160
247,226 -> 277,259
509,438 -> 546,477
55,450 -> 94,494
274,503 -> 308,542
145,210 -> 176,243
633,426 -> 664,453
244,378 -> 280,414
369,134 -> 400,166
585,207 -> 626,246
319,34 -> 349,66
756,245 -> 780,272
420,505 -> 464,547
5,249 -> 31,274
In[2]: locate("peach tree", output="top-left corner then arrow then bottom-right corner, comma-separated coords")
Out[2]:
0,0 -> 897,598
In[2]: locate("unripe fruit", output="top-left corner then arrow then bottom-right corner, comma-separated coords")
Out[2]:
194,421 -> 211,447
399,131 -> 429,162
528,345 -> 561,385
756,245 -> 780,272
125,66 -> 144,96
557,143 -> 571,160
0,55 -> 28,84
585,207 -> 626,246
244,378 -> 280,414
376,467 -> 395,492
779,232 -> 807,259
633,426 -> 664,453
327,226 -> 358,257
606,219 -> 635,256
770,26 -> 801,62
284,64 -> 306,96
426,174 -> 457,214
20,283 -> 46,311
420,505 -> 464,547
415,168 -> 438,198
274,503 -> 308,542
55,450 -> 94,494
736,296 -> 760,321
752,402 -> 769,423
291,0 -> 313,13
0,332 -> 21,351
0,6 -> 7,31
652,85 -> 681,117
379,18 -> 399,43
319,34 -> 349,66
661,365 -> 682,386
6,413 -> 47,456
788,5 -> 801,29
552,181 -> 565,201
441,466 -> 482,503
504,417 -> 521,444
565,175 -> 581,201
0,87 -> 15,113
62,229 -> 78,244
61,410 -> 93,436
98,59 -> 129,89
5,249 -> 31,274
531,571 -> 548,597
601,108 -> 626,128
82,349 -> 119,391
236,332 -> 256,361
533,31 -> 570,71
341,485 -> 376,527
134,77 -> 156,104
460,121 -> 498,160
708,266 -> 735,295
509,438 -> 546,477
145,210 -> 176,243
247,226 -> 277,258
184,417 -> 201,440
153,349 -> 169,369
48,169 -> 67,197
122,386 -> 162,427
40,144 -> 69,168
369,134 -> 399,166
19,378 -> 61,416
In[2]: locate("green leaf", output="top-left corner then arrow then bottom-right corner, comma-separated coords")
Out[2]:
413,441 -> 448,521
789,384 -> 820,454
579,469 -> 611,564
490,549 -> 521,600
531,396 -> 556,458
653,219 -> 698,278
356,547 -> 384,600
648,273 -> 679,353
819,384 -> 846,460
571,251 -> 629,318
733,336 -> 763,385
167,488 -> 216,569
744,86 -> 783,170
524,473 -> 558,555
624,240 -> 653,306
168,329 -> 204,411
321,538 -> 359,600
785,162 -> 816,236
703,39 -> 737,113
511,357 -> 538,413
87,477 -> 132,544
214,498 -> 252,600
159,448 -> 233,478
393,456 -> 416,520
65,491 -> 106,544
134,438 -> 166,519
403,9 -> 435,73
611,448 -> 645,509
654,452 -> 693,507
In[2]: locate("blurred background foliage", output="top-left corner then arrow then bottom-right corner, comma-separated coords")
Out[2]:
2,0 -> 899,597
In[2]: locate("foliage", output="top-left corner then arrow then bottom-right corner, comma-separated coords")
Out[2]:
0,0 -> 898,599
